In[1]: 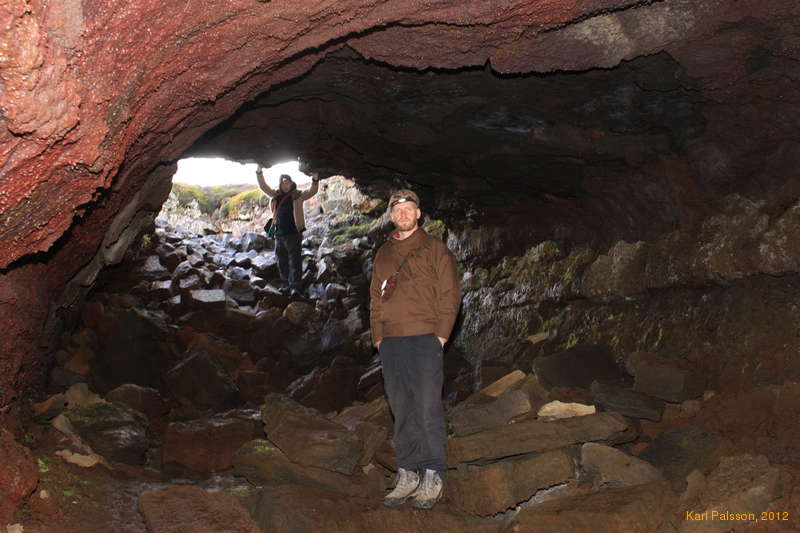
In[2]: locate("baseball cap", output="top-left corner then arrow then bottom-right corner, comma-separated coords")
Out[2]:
388,189 -> 420,209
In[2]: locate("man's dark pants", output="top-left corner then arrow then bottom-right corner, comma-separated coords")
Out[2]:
275,232 -> 302,292
379,333 -> 447,472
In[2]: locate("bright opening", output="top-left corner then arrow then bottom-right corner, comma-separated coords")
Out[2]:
159,157 -> 312,236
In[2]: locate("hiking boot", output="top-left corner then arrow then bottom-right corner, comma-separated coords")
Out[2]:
289,289 -> 302,300
410,469 -> 443,510
383,468 -> 420,507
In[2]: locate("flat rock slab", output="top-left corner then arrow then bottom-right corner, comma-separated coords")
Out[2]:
186,289 -> 227,309
516,481 -> 678,533
590,380 -> 665,421
139,485 -> 260,533
580,442 -> 663,488
162,416 -> 256,472
448,412 -> 635,466
262,393 -> 362,475
449,389 -> 532,437
449,449 -> 574,515
240,485 -> 504,533
233,439 -> 384,497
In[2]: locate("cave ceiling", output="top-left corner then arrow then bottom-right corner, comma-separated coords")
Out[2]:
188,48 -> 703,211
1,0 -> 799,273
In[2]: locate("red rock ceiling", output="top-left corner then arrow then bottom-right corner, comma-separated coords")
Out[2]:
1,0 -> 799,418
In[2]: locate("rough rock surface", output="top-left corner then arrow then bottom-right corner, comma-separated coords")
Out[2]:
0,432 -> 39,525
3,0 -> 800,427
139,485 -> 260,533
516,481 -> 678,533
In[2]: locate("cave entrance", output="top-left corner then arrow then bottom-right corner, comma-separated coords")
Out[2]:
158,158 -> 312,238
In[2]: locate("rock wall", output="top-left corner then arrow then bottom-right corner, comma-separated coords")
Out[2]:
1,0 -> 800,449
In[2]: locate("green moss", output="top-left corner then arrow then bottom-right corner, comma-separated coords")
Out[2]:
220,189 -> 266,218
37,457 -> 51,473
328,213 -> 373,245
172,183 -> 246,214
249,439 -> 279,454
654,326 -> 665,348
423,219 -> 446,239
565,332 -> 579,350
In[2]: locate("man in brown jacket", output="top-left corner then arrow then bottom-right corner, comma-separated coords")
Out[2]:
369,188 -> 461,510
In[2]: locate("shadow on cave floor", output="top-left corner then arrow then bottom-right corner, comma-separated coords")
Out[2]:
12,177 -> 800,532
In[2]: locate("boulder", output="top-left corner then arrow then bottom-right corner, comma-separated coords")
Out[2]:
448,412 -> 636,466
186,333 -> 253,379
223,279 -> 259,305
580,442 -> 663,487
261,393 -> 362,475
175,273 -> 203,293
105,384 -> 167,434
139,485 -> 259,533
233,251 -> 254,268
237,370 -> 273,406
283,301 -> 316,326
61,402 -> 150,464
90,307 -> 171,394
333,396 -> 393,431
233,440 -> 382,497
213,253 -> 235,269
165,348 -> 240,412
185,289 -> 227,310
240,232 -> 269,252
287,356 -> 360,413
516,481 -> 678,533
627,351 -> 705,403
136,255 -> 171,281
186,252 -> 205,268
149,280 -> 173,300
251,254 -> 280,280
324,282 -> 347,301
226,265 -> 251,280
533,344 -> 627,390
590,380 -> 665,421
449,449 -> 574,515
171,260 -> 199,281
162,414 -> 257,472
0,432 -> 39,525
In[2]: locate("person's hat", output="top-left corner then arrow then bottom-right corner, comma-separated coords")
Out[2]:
388,189 -> 420,209
279,174 -> 293,183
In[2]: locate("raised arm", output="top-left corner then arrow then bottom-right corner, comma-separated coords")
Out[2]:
255,165 -> 277,197
299,173 -> 320,201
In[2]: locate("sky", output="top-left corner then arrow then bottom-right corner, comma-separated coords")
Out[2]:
172,157 -> 310,188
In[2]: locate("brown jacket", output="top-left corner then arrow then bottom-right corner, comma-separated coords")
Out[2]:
256,174 -> 319,232
369,228 -> 461,344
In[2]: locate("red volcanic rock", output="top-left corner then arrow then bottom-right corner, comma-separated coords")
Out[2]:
2,3 -> 800,526
162,414 -> 258,473
0,431 -> 39,524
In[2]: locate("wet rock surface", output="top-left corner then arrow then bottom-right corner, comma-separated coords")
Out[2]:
6,181 -> 800,530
